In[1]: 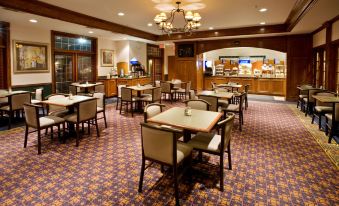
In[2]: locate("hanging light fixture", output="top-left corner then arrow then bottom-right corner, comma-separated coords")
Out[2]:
154,1 -> 202,35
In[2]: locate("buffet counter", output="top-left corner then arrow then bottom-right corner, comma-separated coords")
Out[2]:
204,76 -> 286,96
98,76 -> 152,97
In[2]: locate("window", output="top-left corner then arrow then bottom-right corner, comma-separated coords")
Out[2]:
55,36 -> 92,52
322,50 -> 326,89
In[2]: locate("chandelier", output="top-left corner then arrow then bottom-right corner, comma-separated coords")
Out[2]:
154,1 -> 202,35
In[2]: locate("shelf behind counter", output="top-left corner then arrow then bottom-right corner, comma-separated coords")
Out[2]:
98,76 -> 152,97
204,76 -> 286,96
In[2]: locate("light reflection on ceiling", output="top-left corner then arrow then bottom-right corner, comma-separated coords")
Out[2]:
153,0 -> 206,11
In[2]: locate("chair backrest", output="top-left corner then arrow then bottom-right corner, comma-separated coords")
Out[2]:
152,87 -> 162,102
23,103 -> 39,128
173,79 -> 182,88
69,85 -> 77,95
184,99 -> 210,111
189,90 -> 197,100
185,81 -> 191,92
244,85 -> 250,93
143,84 -> 153,95
155,80 -> 161,87
141,122 -> 181,165
234,92 -> 246,111
211,82 -> 216,90
47,94 -> 67,112
121,87 -> 133,101
117,84 -> 127,97
198,95 -> 218,112
10,92 -> 31,110
144,103 -> 165,123
308,89 -> 322,103
299,84 -> 314,95
78,99 -> 97,122
314,91 -> 335,107
35,88 -> 43,101
218,113 -> 235,152
94,83 -> 105,93
161,82 -> 171,93
92,92 -> 105,109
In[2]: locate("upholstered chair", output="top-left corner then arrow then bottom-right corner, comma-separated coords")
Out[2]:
176,81 -> 191,100
198,95 -> 219,112
161,81 -> 175,103
221,92 -> 246,131
187,113 -> 235,191
141,87 -> 162,104
0,92 -> 31,129
46,94 -> 69,117
120,87 -> 139,117
116,84 -> 127,110
31,88 -> 44,104
297,84 -> 313,109
325,102 -> 339,143
63,98 -> 99,147
94,83 -> 105,93
23,103 -> 65,154
143,103 -> 166,123
92,92 -> 107,128
155,80 -> 161,87
312,91 -> 335,130
184,99 -> 210,111
69,85 -> 78,95
138,122 -> 192,206
244,84 -> 250,110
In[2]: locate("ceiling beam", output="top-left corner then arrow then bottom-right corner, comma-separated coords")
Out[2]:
157,24 -> 287,41
285,0 -> 318,31
0,0 -> 158,41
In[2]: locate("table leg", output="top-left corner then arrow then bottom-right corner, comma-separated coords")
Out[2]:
183,129 -> 192,142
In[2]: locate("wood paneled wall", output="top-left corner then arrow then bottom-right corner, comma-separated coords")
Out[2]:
0,21 -> 10,89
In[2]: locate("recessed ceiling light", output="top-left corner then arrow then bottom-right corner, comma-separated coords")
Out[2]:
147,23 -> 153,27
209,27 -> 214,30
88,31 -> 94,34
122,37 -> 127,40
260,22 -> 266,25
29,19 -> 38,23
118,12 -> 125,16
259,8 -> 267,12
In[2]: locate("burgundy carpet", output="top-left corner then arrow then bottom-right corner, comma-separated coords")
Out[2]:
0,100 -> 338,205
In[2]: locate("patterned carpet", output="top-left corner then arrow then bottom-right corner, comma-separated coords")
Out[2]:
0,100 -> 338,205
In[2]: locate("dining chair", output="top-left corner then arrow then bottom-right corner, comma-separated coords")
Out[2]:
116,84 -> 127,110
302,88 -> 322,116
244,84 -> 250,110
92,92 -> 107,128
23,103 -> 65,154
120,87 -> 139,117
222,92 -> 246,131
176,81 -> 191,100
161,81 -> 175,103
312,91 -> 335,130
138,122 -> 192,206
0,92 -> 31,129
197,95 -> 219,112
297,84 -> 313,109
94,83 -> 105,93
31,88 -> 44,104
140,84 -> 153,98
155,80 -> 161,87
46,94 -> 69,117
187,113 -> 235,191
63,98 -> 99,147
325,102 -> 339,143
143,103 -> 166,123
69,85 -> 78,95
211,82 -> 217,90
214,88 -> 230,108
141,87 -> 162,104
183,99 -> 210,111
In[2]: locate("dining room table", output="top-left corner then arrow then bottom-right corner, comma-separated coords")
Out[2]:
0,90 -> 29,98
197,90 -> 234,100
71,82 -> 103,93
147,107 -> 223,142
216,83 -> 243,92
127,84 -> 156,112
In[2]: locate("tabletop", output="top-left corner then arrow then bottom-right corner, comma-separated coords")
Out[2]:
147,107 -> 222,133
72,82 -> 102,88
42,95 -> 94,107
312,95 -> 339,103
297,86 -> 317,91
217,84 -> 242,88
0,90 -> 29,98
198,90 -> 234,99
127,85 -> 156,91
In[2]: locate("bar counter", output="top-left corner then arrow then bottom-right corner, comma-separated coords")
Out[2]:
98,76 -> 152,97
204,76 -> 286,96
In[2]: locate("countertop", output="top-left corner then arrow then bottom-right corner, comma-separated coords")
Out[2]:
98,76 -> 151,80
205,75 -> 286,79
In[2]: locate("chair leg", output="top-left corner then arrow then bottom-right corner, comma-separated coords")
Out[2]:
119,101 -> 123,114
75,123 -> 80,147
24,125 -> 29,148
37,130 -> 41,155
8,111 -> 12,130
227,143 -> 232,170
173,166 -> 180,206
103,111 -> 107,128
116,97 -> 119,110
88,120 -> 91,134
311,114 -> 315,124
57,124 -> 61,139
138,157 -> 145,192
131,102 -> 134,117
325,118 -> 329,136
220,154 -> 224,192
50,126 -> 53,140
95,117 -> 100,137
318,115 -> 322,130
62,123 -> 66,143
239,113 -> 242,131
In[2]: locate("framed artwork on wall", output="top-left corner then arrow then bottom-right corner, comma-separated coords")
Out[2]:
101,49 -> 114,67
13,40 -> 49,73
177,44 -> 194,57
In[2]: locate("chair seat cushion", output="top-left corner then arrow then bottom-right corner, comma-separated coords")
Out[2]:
49,110 -> 69,117
31,99 -> 42,104
315,106 -> 333,113
187,132 -> 221,152
141,94 -> 152,97
0,105 -> 10,111
63,113 -> 77,123
303,98 -> 308,103
176,88 -> 186,93
325,113 -> 332,121
299,94 -> 307,99
223,104 -> 239,112
218,99 -> 229,107
97,107 -> 104,112
141,96 -> 152,102
177,142 -> 193,163
39,116 -> 65,128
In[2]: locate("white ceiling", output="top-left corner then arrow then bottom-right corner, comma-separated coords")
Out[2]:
0,0 -> 338,42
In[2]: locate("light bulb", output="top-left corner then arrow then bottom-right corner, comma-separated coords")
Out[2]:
185,11 -> 193,21
193,13 -> 201,21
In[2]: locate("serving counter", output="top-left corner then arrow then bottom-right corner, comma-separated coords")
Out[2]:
98,76 -> 152,97
204,76 -> 286,96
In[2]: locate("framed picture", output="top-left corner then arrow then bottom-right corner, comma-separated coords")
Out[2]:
13,40 -> 49,73
177,44 -> 194,57
101,49 -> 114,67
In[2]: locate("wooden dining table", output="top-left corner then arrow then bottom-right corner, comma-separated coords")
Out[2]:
0,90 -> 29,98
216,84 -> 242,92
42,95 -> 94,107
147,107 -> 222,142
127,85 -> 156,112
72,82 -> 102,93
197,90 -> 234,100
